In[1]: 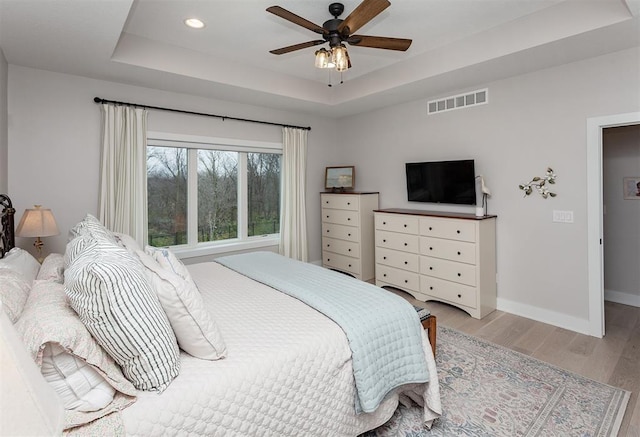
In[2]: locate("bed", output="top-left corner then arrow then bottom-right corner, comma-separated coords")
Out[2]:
0,194 -> 441,436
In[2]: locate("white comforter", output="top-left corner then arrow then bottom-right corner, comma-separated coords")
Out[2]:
121,262 -> 440,436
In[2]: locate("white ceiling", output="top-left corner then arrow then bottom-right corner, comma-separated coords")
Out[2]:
0,0 -> 638,117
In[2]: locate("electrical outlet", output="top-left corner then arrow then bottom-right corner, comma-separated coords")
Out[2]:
553,210 -> 574,223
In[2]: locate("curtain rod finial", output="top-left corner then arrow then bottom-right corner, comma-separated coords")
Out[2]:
93,97 -> 102,103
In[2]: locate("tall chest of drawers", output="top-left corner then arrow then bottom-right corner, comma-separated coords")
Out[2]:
321,192 -> 379,281
374,208 -> 497,319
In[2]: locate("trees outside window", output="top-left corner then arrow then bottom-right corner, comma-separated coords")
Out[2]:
147,139 -> 281,249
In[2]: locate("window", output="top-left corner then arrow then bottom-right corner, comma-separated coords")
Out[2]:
147,133 -> 281,254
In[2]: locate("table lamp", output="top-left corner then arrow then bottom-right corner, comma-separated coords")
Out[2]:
15,205 -> 60,262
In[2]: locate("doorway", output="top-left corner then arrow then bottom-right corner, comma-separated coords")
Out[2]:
587,112 -> 640,337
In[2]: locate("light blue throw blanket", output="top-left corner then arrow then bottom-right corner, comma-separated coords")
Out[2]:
216,252 -> 429,413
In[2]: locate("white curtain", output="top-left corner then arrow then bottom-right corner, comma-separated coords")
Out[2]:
98,104 -> 148,247
279,127 -> 308,261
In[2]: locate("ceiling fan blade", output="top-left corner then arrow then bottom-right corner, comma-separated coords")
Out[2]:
269,40 -> 326,55
266,6 -> 327,35
348,35 -> 412,51
337,0 -> 390,35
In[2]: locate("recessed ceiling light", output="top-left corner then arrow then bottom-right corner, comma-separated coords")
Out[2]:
184,18 -> 205,29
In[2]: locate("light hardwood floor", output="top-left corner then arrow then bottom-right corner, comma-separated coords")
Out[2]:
392,289 -> 640,437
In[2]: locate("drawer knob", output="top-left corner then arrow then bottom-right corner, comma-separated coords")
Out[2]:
457,230 -> 461,234
429,227 -> 433,231
429,267 -> 433,270
327,244 -> 330,247
457,251 -> 461,255
404,280 -> 408,283
348,249 -> 351,252
326,215 -> 330,218
348,233 -> 351,236
404,261 -> 408,265
383,256 -> 387,260
347,218 -> 351,221
347,202 -> 351,205
457,294 -> 462,298
383,239 -> 386,243
404,243 -> 408,246
326,230 -> 330,233
348,264 -> 352,267
403,224 -> 407,228
327,258 -> 330,261
325,201 -> 329,204
383,221 -> 387,225
383,274 -> 387,277
458,273 -> 462,277
429,247 -> 433,251
429,286 -> 433,290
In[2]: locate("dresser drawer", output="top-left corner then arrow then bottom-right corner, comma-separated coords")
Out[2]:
323,237 -> 359,258
376,265 -> 420,293
322,208 -> 359,226
375,247 -> 419,272
419,217 -> 476,243
323,252 -> 361,275
420,275 -> 477,309
420,236 -> 476,265
420,256 -> 477,286
375,213 -> 420,234
375,230 -> 419,254
322,222 -> 360,242
321,194 -> 359,211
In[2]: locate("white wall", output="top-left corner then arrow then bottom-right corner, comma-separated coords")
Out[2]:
7,66 -> 339,258
0,48 -> 7,194
336,47 -> 640,331
603,124 -> 640,306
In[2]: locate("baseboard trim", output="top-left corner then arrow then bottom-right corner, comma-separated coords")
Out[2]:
605,289 -> 640,308
496,298 -> 593,337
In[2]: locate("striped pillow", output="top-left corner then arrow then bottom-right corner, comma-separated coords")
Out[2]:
65,239 -> 180,392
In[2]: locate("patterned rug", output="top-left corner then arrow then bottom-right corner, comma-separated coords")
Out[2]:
364,326 -> 630,437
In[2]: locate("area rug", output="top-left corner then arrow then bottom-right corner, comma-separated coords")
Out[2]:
363,326 -> 630,437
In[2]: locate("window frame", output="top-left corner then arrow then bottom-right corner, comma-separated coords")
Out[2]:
147,131 -> 282,259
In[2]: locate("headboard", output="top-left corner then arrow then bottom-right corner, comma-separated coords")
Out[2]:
0,194 -> 16,258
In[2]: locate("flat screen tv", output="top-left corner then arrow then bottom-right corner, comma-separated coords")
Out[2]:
406,159 -> 476,205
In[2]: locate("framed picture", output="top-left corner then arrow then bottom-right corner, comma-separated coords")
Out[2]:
623,177 -> 640,200
325,166 -> 355,190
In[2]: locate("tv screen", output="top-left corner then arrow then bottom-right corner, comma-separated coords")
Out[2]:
406,159 -> 476,205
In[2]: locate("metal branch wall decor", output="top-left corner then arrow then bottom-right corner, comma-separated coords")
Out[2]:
519,167 -> 557,199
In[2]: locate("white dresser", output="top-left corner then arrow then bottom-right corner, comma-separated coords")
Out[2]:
321,192 -> 379,281
374,208 -> 497,319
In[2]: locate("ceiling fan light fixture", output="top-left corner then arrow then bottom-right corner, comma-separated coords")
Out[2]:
314,48 -> 334,69
332,44 -> 350,72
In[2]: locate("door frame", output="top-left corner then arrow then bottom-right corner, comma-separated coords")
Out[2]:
586,111 -> 640,337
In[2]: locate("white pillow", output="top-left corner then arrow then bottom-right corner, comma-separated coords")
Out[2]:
41,343 -> 116,412
0,269 -> 31,323
145,246 -> 193,284
14,280 -> 136,429
136,249 -> 227,360
65,238 -> 180,391
114,232 -> 142,255
37,253 -> 64,283
0,247 -> 40,282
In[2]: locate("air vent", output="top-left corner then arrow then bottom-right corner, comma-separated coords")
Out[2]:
427,89 -> 488,115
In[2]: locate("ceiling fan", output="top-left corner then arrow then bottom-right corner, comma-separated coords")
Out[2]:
266,0 -> 411,71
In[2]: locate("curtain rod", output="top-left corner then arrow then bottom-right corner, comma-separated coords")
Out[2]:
93,97 -> 311,131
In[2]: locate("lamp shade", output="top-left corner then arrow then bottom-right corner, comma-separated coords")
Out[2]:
16,206 -> 59,238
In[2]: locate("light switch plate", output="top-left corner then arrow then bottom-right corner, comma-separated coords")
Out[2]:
553,210 -> 574,223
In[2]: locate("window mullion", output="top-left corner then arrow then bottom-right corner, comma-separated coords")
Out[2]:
238,153 -> 248,240
188,149 -> 198,246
